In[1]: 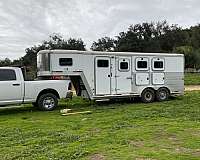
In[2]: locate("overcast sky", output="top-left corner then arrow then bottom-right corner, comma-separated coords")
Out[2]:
0,0 -> 200,59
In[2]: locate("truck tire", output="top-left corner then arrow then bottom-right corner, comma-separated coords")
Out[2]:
156,88 -> 169,102
141,88 -> 155,103
37,93 -> 58,111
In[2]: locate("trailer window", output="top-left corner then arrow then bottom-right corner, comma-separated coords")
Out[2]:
137,61 -> 147,69
0,69 -> 16,81
152,58 -> 164,70
136,57 -> 149,71
97,60 -> 109,67
120,62 -> 128,70
59,58 -> 73,66
154,61 -> 163,69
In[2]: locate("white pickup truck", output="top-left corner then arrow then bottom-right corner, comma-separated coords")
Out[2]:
0,67 -> 70,111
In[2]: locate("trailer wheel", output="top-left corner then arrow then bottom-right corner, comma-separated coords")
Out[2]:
37,93 -> 58,111
141,88 -> 155,103
156,88 -> 169,102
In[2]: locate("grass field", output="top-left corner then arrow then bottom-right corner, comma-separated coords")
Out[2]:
185,73 -> 200,85
1,92 -> 200,160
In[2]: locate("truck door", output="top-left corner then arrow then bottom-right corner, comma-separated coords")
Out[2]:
0,69 -> 23,105
116,57 -> 132,94
95,57 -> 111,95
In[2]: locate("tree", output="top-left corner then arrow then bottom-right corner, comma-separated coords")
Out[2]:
174,46 -> 200,69
114,21 -> 190,53
114,22 -> 162,52
190,25 -> 200,49
159,25 -> 189,52
43,33 -> 86,50
91,37 -> 115,51
115,30 -> 142,52
0,58 -> 12,67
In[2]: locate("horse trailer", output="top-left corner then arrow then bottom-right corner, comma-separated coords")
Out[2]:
37,50 -> 184,102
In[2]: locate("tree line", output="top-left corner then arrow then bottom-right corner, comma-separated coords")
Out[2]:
1,21 -> 200,70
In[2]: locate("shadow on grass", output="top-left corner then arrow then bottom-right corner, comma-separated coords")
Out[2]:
0,103 -> 70,116
94,95 -> 182,106
0,96 -> 183,116
0,105 -> 38,116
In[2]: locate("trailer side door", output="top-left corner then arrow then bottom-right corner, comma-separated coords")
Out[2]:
95,57 -> 111,95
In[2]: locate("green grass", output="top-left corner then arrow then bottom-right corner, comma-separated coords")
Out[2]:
185,73 -> 200,85
1,92 -> 200,160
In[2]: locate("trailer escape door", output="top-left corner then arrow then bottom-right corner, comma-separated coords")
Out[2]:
116,57 -> 132,94
135,57 -> 150,85
152,58 -> 165,85
95,57 -> 111,95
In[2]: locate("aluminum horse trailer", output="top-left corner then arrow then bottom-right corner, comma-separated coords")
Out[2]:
37,50 -> 184,102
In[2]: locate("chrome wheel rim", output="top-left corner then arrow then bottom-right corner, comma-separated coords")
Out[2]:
43,97 -> 55,109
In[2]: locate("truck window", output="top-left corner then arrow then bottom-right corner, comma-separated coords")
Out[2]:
97,60 -> 109,67
0,69 -> 16,81
59,58 -> 73,66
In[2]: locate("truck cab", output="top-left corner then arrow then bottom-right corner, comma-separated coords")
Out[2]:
0,67 -> 24,105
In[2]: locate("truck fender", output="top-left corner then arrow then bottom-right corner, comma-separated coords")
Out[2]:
36,89 -> 60,102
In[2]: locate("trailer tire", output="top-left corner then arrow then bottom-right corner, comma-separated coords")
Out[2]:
156,88 -> 169,102
37,93 -> 58,111
141,88 -> 155,103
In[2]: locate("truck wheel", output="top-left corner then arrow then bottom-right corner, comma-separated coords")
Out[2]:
156,88 -> 169,102
141,88 -> 155,103
37,93 -> 58,111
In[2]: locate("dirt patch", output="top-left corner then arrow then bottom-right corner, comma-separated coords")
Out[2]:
174,147 -> 200,156
185,85 -> 200,91
88,128 -> 101,137
136,158 -> 157,160
175,147 -> 190,153
90,153 -> 105,160
129,140 -> 144,148
168,135 -> 179,144
192,149 -> 200,157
